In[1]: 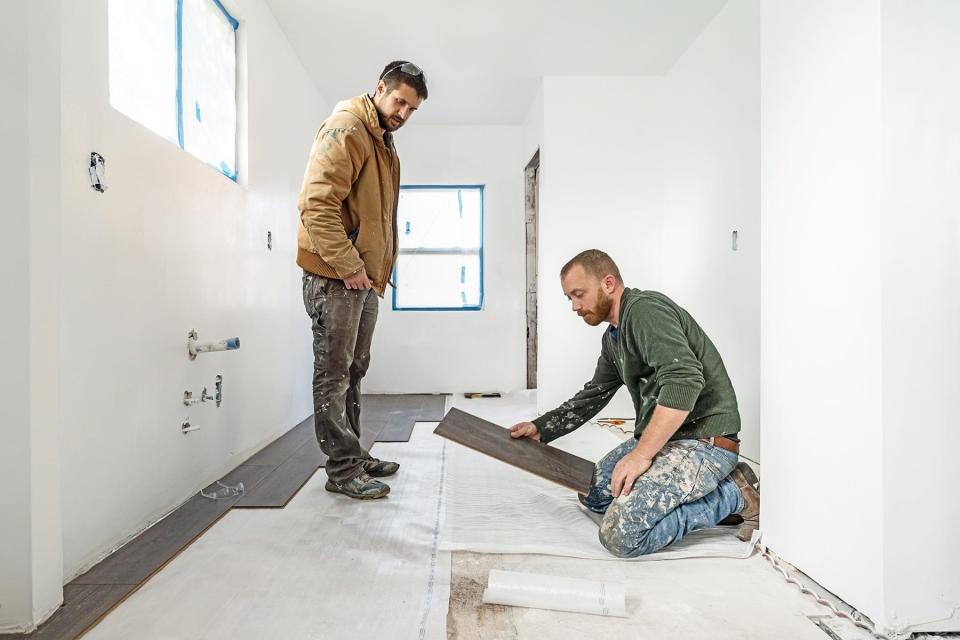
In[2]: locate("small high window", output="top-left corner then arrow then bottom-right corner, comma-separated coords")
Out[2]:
108,0 -> 239,180
393,186 -> 485,311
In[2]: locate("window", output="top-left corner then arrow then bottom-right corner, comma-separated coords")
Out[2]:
108,0 -> 239,180
393,186 -> 484,311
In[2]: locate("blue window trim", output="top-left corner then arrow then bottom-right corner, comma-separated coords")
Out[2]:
174,0 -> 238,181
175,0 -> 184,148
392,185 -> 485,312
211,0 -> 240,30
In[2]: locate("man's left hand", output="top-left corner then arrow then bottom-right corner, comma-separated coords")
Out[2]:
611,451 -> 654,497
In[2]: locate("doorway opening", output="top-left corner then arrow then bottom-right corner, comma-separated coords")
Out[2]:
524,149 -> 540,389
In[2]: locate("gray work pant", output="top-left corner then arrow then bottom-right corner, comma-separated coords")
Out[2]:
302,272 -> 378,483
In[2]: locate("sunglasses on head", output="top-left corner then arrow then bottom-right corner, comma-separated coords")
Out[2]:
381,62 -> 423,79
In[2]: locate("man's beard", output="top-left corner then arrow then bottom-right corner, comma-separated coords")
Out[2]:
579,290 -> 613,326
385,115 -> 404,132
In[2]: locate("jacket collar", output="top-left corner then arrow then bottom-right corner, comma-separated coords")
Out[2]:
333,94 -> 387,145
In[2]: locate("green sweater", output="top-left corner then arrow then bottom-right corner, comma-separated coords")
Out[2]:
533,289 -> 740,444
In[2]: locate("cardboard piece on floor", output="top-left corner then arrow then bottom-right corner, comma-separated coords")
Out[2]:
433,408 -> 595,494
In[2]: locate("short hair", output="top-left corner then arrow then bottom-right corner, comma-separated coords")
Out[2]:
379,60 -> 428,100
561,249 -> 623,284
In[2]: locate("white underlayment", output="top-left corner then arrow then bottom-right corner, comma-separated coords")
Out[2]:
84,425 -> 451,640
82,392 -> 883,639
443,391 -> 758,560
444,392 -> 882,639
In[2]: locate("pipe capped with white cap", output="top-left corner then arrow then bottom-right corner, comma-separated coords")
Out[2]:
482,569 -> 627,617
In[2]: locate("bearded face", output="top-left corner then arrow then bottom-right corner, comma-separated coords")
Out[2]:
578,287 -> 613,326
562,265 -> 617,326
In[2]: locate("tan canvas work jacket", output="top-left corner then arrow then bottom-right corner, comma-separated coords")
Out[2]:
297,94 -> 400,296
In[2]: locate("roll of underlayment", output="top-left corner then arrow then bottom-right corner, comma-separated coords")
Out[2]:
481,569 -> 627,617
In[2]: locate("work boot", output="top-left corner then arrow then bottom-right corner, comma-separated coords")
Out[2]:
729,462 -> 760,541
363,457 -> 400,477
325,472 -> 390,500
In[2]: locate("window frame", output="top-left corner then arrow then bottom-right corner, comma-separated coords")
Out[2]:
108,0 -> 239,181
176,0 -> 239,181
391,184 -> 486,312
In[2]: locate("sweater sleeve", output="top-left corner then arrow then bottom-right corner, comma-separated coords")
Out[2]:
532,347 -> 623,444
298,125 -> 367,277
627,300 -> 704,411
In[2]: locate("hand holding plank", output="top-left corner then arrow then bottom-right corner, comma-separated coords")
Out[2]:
509,421 -> 541,441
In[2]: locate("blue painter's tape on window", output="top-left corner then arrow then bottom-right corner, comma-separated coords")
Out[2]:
460,266 -> 466,283
175,0 -> 184,148
457,189 -> 463,218
210,0 -> 240,30
405,221 -> 411,235
195,101 -> 202,122
219,161 -> 237,181
461,291 -> 467,304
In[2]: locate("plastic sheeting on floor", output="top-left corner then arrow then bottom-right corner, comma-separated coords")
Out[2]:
85,425 -> 450,640
442,392 -> 758,561
482,569 -> 628,617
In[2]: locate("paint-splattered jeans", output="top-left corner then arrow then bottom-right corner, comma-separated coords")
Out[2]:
302,272 -> 379,483
580,438 -> 743,557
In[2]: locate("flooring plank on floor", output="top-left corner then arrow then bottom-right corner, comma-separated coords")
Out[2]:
234,440 -> 326,508
71,464 -> 273,586
371,394 -> 447,443
417,394 -> 448,421
434,408 -> 596,494
242,416 -> 314,468
5,584 -> 136,640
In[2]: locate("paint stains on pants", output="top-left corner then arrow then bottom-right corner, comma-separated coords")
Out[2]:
580,438 -> 743,557
302,272 -> 379,483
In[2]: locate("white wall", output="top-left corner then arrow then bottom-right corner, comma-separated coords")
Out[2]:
536,76 -> 665,418
760,0 -> 885,626
534,11 -> 761,449
661,0 -> 760,461
880,1 -> 960,632
0,0 -> 64,631
364,125 -> 527,394
56,0 -> 322,580
522,82 -> 543,166
0,5 -> 44,631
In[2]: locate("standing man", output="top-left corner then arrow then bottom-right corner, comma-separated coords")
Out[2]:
297,61 -> 427,499
510,250 -> 760,557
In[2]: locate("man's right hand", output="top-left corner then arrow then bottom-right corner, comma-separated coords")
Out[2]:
343,267 -> 373,290
509,422 -> 541,441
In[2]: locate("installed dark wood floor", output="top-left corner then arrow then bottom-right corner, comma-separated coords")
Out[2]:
4,585 -> 134,640
370,394 -> 447,441
434,407 -> 596,494
235,393 -> 445,508
14,394 -> 446,639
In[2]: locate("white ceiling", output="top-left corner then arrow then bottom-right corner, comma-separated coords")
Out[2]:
263,0 -> 727,125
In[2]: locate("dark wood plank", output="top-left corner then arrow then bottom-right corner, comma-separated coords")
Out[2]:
242,416 -> 314,467
433,408 -> 596,494
234,440 -> 325,508
72,464 -> 273,585
417,394 -> 447,421
6,584 -> 135,640
368,394 -> 447,443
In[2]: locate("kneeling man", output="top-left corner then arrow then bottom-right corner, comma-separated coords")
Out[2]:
510,250 -> 759,557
